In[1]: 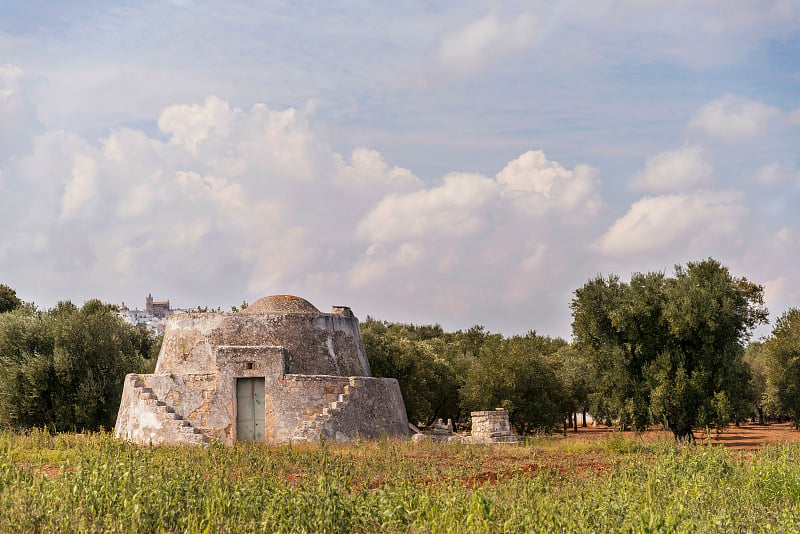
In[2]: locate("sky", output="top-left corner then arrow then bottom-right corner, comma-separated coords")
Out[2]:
1,1 -> 799,339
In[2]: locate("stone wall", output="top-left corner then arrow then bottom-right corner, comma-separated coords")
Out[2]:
115,296 -> 408,446
271,375 -> 351,440
155,311 -> 370,377
312,377 -> 409,441
113,373 -> 209,445
471,409 -> 512,439
115,371 -> 408,445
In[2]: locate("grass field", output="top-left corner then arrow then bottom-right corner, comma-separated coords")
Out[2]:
3,428 -> 800,532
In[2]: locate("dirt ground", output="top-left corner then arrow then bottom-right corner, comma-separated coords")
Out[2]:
560,421 -> 800,450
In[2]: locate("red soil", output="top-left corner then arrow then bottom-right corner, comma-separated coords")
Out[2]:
560,421 -> 800,450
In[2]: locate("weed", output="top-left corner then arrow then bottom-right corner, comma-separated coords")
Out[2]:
1,432 -> 799,532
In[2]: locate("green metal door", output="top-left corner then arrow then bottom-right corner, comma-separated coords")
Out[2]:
236,377 -> 265,442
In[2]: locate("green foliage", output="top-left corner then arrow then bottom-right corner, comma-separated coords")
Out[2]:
743,341 -> 780,423
0,284 -> 22,314
361,319 -> 462,426
549,344 -> 593,427
461,332 -> 569,433
0,300 -> 156,431
3,431 -> 800,531
362,318 -> 570,433
571,258 -> 767,438
763,308 -> 800,427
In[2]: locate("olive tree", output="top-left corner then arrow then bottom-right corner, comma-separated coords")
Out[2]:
763,308 -> 800,428
571,259 -> 767,439
0,299 -> 157,430
0,284 -> 22,313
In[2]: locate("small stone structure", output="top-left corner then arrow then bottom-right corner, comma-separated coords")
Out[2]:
410,419 -> 455,443
466,409 -> 519,444
114,295 -> 409,445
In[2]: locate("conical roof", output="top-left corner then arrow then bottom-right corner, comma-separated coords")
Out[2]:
239,294 -> 321,315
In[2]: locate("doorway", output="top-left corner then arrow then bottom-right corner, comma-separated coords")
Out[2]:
236,377 -> 265,441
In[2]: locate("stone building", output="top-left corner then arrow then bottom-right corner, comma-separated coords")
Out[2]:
145,293 -> 172,319
114,295 -> 409,445
118,294 -> 180,335
468,409 -> 519,443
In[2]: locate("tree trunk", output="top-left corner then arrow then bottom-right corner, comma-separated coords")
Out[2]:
572,412 -> 578,432
581,410 -> 587,427
757,407 -> 764,425
671,426 -> 695,442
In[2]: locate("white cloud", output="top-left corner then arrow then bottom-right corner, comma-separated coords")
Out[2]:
347,242 -> 423,290
7,95 -> 607,335
772,227 -> 794,247
235,104 -> 324,182
0,64 -> 39,160
0,80 -> 788,340
631,144 -> 714,192
333,148 -> 421,192
437,10 -> 539,76
60,155 -> 98,220
158,95 -> 233,155
755,162 -> 800,186
688,95 -> 780,141
174,171 -> 245,214
117,172 -> 162,218
788,106 -> 800,124
347,148 -> 603,325
496,150 -> 601,215
9,131 -> 96,226
247,226 -> 314,295
356,172 -> 498,243
594,191 -> 747,257
763,273 -> 800,322
0,64 -> 23,104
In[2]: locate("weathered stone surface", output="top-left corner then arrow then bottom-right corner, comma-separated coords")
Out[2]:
114,296 -> 408,445
155,308 -> 371,377
463,409 -> 519,444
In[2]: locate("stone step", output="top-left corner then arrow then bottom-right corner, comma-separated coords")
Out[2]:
130,381 -> 210,444
294,382 -> 361,440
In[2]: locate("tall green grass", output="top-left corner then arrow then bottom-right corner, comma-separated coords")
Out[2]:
1,429 -> 799,532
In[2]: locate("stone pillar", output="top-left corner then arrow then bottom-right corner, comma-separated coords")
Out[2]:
470,408 -> 514,441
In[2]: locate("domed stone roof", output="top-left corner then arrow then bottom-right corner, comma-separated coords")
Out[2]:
239,294 -> 321,315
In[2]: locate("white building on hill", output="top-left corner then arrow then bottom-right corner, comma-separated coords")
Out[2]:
118,294 -> 185,335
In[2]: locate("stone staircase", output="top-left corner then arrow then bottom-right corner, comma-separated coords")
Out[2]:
292,378 -> 365,442
130,375 -> 209,445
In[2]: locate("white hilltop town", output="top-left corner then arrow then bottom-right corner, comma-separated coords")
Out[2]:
117,294 -> 187,335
